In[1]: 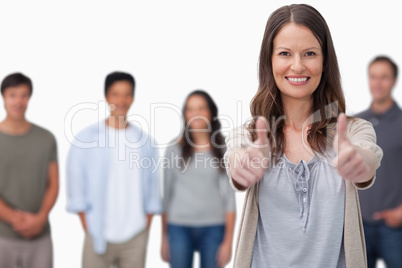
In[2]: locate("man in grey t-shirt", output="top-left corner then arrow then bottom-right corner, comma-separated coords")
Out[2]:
0,73 -> 59,268
356,56 -> 402,268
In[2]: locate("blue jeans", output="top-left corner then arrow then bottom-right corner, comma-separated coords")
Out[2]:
363,221 -> 402,268
167,224 -> 225,268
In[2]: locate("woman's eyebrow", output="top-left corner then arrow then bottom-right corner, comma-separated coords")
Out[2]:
274,47 -> 291,51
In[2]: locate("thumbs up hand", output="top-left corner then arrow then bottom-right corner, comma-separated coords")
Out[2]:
253,116 -> 271,157
332,113 -> 371,183
229,117 -> 271,189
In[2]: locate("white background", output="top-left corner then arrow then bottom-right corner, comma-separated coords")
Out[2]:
1,0 -> 401,267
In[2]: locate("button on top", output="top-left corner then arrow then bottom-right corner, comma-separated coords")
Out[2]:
303,188 -> 307,193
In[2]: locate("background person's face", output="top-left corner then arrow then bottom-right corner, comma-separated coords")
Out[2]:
2,85 -> 30,120
185,95 -> 211,130
105,81 -> 134,117
272,23 -> 323,102
369,61 -> 396,103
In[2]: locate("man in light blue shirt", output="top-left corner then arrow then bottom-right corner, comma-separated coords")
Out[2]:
66,72 -> 162,268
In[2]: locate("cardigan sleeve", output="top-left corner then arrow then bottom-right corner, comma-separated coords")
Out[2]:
347,118 -> 383,189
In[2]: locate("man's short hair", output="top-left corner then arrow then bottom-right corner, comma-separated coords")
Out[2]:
1,73 -> 33,96
369,56 -> 398,78
104,72 -> 135,96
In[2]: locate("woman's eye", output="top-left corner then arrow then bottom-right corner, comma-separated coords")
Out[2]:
279,52 -> 290,56
305,52 -> 315,56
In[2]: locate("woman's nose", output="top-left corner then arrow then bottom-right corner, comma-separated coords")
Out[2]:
290,55 -> 305,73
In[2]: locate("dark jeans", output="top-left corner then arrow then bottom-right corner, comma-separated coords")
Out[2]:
167,224 -> 225,268
363,221 -> 402,268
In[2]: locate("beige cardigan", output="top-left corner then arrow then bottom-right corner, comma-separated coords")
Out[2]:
224,118 -> 383,268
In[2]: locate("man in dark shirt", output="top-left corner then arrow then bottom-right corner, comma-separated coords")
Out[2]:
356,56 -> 402,268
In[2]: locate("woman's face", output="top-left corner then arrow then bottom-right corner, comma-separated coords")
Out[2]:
272,23 -> 323,102
185,95 -> 211,130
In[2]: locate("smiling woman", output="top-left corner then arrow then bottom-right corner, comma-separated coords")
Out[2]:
224,4 -> 383,268
249,3 -> 344,158
272,23 -> 323,101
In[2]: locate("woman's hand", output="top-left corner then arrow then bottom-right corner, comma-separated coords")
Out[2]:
161,235 -> 170,262
216,240 -> 232,267
333,113 -> 375,183
229,117 -> 271,189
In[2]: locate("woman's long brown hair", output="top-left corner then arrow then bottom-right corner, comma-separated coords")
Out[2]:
249,4 -> 345,160
179,90 -> 226,171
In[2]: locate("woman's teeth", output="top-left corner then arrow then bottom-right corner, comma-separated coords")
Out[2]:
287,77 -> 308,82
